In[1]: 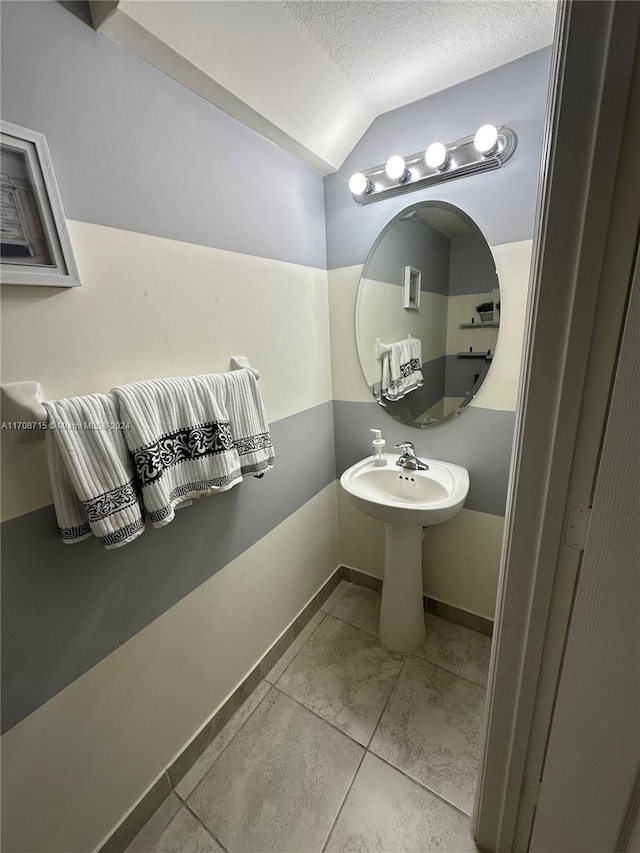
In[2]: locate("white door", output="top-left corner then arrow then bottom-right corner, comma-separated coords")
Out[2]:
529,246 -> 640,852
473,2 -> 640,849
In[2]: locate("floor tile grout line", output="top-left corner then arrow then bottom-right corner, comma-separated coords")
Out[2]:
364,749 -> 476,821
359,642 -> 483,820
321,610 -> 399,651
179,799 -> 231,853
410,650 -> 489,690
326,608 -> 378,638
174,682 -> 274,800
176,685 -> 474,845
267,611 -> 328,686
365,654 -> 408,750
320,749 -> 368,853
364,651 -> 484,818
270,614 -> 447,753
188,636 -> 483,794
124,791 -> 180,853
271,683 -> 369,751
322,595 -> 490,690
161,587 -> 374,826
318,580 -> 352,615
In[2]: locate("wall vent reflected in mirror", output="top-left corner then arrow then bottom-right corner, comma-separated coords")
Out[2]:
355,200 -> 500,429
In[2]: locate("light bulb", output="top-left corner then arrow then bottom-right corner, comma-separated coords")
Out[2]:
348,172 -> 370,196
474,124 -> 499,156
425,142 -> 448,170
385,155 -> 407,182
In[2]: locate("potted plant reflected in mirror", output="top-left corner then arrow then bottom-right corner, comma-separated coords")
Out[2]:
476,301 -> 494,322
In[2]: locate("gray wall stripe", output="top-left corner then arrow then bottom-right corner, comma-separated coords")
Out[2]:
0,401 -> 336,734
372,355 -> 492,422
372,357 -> 446,421
324,46 -> 552,269
0,1 -> 327,270
444,353 -> 492,398
364,216 -> 451,295
334,400 -> 515,517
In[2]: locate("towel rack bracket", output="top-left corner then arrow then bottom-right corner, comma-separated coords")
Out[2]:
229,356 -> 260,380
1,381 -> 48,441
1,357 -> 260,442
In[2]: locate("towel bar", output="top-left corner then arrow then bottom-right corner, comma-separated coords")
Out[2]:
1,357 -> 260,440
376,334 -> 414,360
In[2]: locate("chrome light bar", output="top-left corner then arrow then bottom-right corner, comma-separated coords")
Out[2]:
349,125 -> 517,205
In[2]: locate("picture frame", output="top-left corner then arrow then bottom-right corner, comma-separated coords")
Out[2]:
403,265 -> 421,309
1,120 -> 80,287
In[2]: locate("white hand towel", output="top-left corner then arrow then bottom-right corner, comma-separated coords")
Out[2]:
113,369 -> 274,528
225,367 -> 275,477
42,394 -> 145,549
381,337 -> 424,401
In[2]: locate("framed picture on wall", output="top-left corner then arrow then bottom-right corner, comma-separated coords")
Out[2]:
1,121 -> 80,287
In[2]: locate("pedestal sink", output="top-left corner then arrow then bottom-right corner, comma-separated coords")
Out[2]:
340,455 -> 469,653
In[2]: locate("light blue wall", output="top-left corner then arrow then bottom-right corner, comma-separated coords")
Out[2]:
365,217 -> 450,294
1,0 -> 326,269
325,47 -> 552,269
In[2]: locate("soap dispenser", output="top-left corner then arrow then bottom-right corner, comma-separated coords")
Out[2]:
370,428 -> 387,466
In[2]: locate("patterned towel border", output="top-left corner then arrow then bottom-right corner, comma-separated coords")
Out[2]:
61,517 -> 145,548
148,471 -> 244,524
132,421 -> 235,486
82,479 -> 140,522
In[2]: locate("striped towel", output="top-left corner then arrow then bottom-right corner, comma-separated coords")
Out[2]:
42,394 -> 145,549
113,369 -> 274,528
381,337 -> 424,401
225,367 -> 275,477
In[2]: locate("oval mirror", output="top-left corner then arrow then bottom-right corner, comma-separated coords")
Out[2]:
356,200 -> 500,428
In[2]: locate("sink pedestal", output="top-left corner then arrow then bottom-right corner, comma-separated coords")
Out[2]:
340,454 -> 469,653
379,523 -> 425,653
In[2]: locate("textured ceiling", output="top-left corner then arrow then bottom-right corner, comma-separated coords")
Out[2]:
93,0 -> 557,172
282,0 -> 557,114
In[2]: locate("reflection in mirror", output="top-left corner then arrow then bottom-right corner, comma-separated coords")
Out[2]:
356,201 -> 500,428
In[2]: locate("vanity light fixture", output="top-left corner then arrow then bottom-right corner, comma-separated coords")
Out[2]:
348,172 -> 372,196
349,124 -> 517,205
425,142 -> 448,171
474,123 -> 499,156
385,154 -> 409,182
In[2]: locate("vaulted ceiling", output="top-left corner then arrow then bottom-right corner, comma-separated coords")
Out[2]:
91,0 -> 557,173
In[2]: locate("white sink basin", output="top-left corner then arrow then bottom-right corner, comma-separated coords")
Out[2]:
340,455 -> 469,527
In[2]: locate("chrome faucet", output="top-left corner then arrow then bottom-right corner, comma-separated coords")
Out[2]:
394,441 -> 429,471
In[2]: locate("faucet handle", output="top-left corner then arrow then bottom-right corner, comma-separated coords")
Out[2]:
394,441 -> 416,454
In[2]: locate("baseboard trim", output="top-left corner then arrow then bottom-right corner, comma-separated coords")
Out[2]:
96,566 -> 343,853
96,772 -> 172,853
426,596 -> 494,637
342,565 -> 382,592
341,564 -> 494,637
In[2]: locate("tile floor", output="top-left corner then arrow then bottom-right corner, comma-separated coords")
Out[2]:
125,581 -> 491,853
